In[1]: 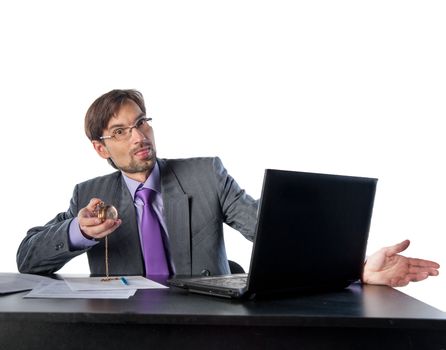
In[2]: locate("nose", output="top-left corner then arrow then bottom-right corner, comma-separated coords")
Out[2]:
129,126 -> 147,142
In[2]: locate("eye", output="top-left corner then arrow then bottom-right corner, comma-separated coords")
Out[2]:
136,118 -> 148,128
113,128 -> 125,136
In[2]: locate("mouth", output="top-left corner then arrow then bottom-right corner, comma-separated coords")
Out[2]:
133,145 -> 154,159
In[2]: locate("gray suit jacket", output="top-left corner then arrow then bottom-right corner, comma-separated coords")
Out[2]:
17,157 -> 258,276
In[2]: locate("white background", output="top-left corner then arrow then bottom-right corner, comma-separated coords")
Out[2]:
0,1 -> 444,310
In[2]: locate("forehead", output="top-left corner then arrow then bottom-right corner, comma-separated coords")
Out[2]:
106,100 -> 144,129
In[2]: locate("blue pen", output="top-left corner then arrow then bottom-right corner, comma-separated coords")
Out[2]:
120,277 -> 129,286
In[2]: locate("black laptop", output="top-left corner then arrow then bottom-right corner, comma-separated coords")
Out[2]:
168,169 -> 378,299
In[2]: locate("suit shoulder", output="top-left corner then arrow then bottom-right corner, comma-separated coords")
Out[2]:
76,171 -> 122,190
160,157 -> 222,170
159,157 -> 226,178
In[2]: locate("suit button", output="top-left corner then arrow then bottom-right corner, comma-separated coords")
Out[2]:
55,242 -> 64,250
200,269 -> 211,277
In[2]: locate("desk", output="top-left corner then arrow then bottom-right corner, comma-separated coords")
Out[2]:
0,282 -> 445,350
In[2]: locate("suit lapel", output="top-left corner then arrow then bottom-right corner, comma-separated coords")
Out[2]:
110,174 -> 145,275
158,159 -> 191,275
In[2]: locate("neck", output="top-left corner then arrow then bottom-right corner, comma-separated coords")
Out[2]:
122,169 -> 152,183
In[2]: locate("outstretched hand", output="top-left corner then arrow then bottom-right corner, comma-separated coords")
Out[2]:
362,240 -> 440,287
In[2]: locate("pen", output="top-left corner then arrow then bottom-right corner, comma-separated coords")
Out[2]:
120,277 -> 129,286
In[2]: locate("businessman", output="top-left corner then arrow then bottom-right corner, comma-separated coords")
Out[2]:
17,89 -> 440,287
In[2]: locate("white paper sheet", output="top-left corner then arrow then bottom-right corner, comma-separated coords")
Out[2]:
63,276 -> 168,291
0,273 -> 54,294
24,281 -> 136,299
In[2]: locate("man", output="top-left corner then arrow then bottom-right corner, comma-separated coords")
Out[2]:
17,89 -> 440,287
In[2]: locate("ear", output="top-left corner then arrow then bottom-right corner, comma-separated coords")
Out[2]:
92,140 -> 111,160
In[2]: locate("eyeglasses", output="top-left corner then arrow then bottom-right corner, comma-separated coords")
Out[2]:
99,117 -> 152,142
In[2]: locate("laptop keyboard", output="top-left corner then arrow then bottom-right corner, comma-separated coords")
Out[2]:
200,275 -> 248,289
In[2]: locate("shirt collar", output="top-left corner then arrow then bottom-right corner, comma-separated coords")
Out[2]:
122,161 -> 161,200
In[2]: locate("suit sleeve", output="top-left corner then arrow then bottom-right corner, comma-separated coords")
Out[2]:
212,157 -> 259,242
16,184 -> 89,274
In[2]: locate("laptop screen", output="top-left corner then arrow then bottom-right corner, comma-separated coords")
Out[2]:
247,169 -> 377,295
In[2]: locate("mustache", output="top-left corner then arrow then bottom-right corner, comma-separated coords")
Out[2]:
131,141 -> 154,154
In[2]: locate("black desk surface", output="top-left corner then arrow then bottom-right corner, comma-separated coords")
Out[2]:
0,281 -> 445,349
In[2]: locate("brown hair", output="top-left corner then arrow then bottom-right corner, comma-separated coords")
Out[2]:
84,89 -> 146,141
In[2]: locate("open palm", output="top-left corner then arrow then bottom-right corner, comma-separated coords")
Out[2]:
362,240 -> 440,287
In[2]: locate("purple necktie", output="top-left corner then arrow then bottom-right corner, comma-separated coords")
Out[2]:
135,188 -> 170,276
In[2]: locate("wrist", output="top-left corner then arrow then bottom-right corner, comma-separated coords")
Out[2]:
81,230 -> 97,241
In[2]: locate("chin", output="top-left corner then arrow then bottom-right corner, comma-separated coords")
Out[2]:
118,159 -> 155,174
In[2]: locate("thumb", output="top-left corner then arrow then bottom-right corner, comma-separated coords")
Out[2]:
386,239 -> 410,257
86,198 -> 104,211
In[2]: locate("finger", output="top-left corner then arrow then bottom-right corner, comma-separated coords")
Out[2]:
407,257 -> 441,268
78,198 -> 104,219
80,218 -> 116,235
427,269 -> 440,276
386,239 -> 410,257
408,272 -> 430,283
390,272 -> 429,287
391,278 -> 409,287
91,219 -> 122,239
81,219 -> 122,239
408,266 -> 440,276
79,216 -> 103,227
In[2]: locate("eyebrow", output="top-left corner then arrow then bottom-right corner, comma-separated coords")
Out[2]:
107,113 -> 146,131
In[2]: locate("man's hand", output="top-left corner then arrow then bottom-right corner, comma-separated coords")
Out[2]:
362,239 -> 440,287
78,198 -> 122,240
